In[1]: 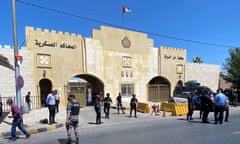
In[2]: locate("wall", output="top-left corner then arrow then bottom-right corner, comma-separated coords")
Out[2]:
185,63 -> 220,91
0,45 -> 35,101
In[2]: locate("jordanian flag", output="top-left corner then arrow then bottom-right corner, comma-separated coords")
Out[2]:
122,6 -> 133,13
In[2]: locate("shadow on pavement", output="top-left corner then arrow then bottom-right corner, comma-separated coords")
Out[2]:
58,138 -> 69,144
58,138 -> 78,144
0,112 -> 9,124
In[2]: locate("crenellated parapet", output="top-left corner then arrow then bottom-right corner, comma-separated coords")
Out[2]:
26,26 -> 82,38
160,46 -> 186,52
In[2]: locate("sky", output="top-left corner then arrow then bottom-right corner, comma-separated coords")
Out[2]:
1,0 -> 240,71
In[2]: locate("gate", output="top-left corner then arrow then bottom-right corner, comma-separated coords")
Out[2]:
65,82 -> 87,107
148,84 -> 170,102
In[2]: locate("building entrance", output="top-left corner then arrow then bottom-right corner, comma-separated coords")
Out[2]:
39,79 -> 52,107
148,76 -> 170,102
66,74 -> 104,107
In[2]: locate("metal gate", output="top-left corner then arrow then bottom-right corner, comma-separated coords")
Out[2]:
148,84 -> 170,102
64,82 -> 87,107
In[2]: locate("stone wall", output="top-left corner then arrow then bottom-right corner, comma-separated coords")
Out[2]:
0,45 -> 35,100
185,63 -> 220,91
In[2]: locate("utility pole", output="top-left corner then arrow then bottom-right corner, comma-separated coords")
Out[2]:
12,0 -> 22,108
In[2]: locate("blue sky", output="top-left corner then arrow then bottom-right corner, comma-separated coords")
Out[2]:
1,0 -> 240,71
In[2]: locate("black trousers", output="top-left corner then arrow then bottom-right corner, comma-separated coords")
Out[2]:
104,104 -> 110,118
96,110 -> 101,124
55,100 -> 60,112
130,105 -> 137,117
215,105 -> 225,124
117,103 -> 125,114
48,105 -> 56,123
202,108 -> 210,123
225,106 -> 229,121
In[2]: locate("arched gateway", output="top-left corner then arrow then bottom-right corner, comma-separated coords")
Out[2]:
148,76 -> 170,102
66,74 -> 104,107
39,78 -> 52,107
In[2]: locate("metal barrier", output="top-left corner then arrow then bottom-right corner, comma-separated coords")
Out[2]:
0,96 -> 41,112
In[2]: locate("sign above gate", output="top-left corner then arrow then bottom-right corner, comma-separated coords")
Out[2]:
35,39 -> 76,49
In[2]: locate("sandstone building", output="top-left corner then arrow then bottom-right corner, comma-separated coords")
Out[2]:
0,26 -> 220,107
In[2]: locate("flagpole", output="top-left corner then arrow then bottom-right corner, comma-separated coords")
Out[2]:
122,13 -> 124,25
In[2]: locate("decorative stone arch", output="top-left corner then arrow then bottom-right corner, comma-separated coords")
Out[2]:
148,76 -> 171,102
65,73 -> 104,107
39,78 -> 52,107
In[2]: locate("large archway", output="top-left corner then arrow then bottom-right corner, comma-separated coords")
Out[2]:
66,74 -> 104,107
148,76 -> 170,102
39,78 -> 52,107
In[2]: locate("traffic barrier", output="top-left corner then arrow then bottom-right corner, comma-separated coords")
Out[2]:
160,102 -> 188,116
173,103 -> 188,116
137,102 -> 151,113
160,102 -> 175,112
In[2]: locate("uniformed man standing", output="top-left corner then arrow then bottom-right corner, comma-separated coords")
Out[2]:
94,94 -> 102,124
187,91 -> 195,121
103,93 -> 112,118
66,94 -> 80,144
200,90 -> 213,123
116,93 -> 125,114
130,94 -> 138,118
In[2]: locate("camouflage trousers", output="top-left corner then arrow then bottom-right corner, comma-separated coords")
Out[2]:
66,119 -> 79,144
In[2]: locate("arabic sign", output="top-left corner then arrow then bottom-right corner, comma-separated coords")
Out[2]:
164,54 -> 184,60
35,39 -> 76,49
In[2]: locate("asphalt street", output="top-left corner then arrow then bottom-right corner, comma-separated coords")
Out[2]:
0,107 -> 239,144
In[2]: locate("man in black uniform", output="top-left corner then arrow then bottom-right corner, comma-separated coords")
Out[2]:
130,94 -> 138,118
116,93 -> 125,114
200,90 -> 213,123
66,94 -> 80,144
94,94 -> 102,124
103,93 -> 112,118
187,91 -> 195,121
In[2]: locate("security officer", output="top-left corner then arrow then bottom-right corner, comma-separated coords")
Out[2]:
94,94 -> 102,124
116,93 -> 125,114
66,94 -> 80,144
187,91 -> 195,121
200,90 -> 213,123
130,94 -> 138,118
103,93 -> 112,118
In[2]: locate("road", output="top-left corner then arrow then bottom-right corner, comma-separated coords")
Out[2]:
1,108 -> 240,144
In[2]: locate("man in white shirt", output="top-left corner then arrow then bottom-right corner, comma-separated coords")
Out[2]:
46,90 -> 56,124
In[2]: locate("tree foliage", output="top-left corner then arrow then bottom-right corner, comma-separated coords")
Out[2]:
223,48 -> 240,88
192,56 -> 203,63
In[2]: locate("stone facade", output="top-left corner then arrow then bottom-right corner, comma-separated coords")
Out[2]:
185,63 -> 220,91
0,45 -> 35,99
0,25 -> 220,107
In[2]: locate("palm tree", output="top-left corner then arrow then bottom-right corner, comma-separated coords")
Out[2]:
192,56 -> 203,63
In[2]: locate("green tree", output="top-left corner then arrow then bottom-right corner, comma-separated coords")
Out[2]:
192,56 -> 203,63
223,48 -> 240,88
